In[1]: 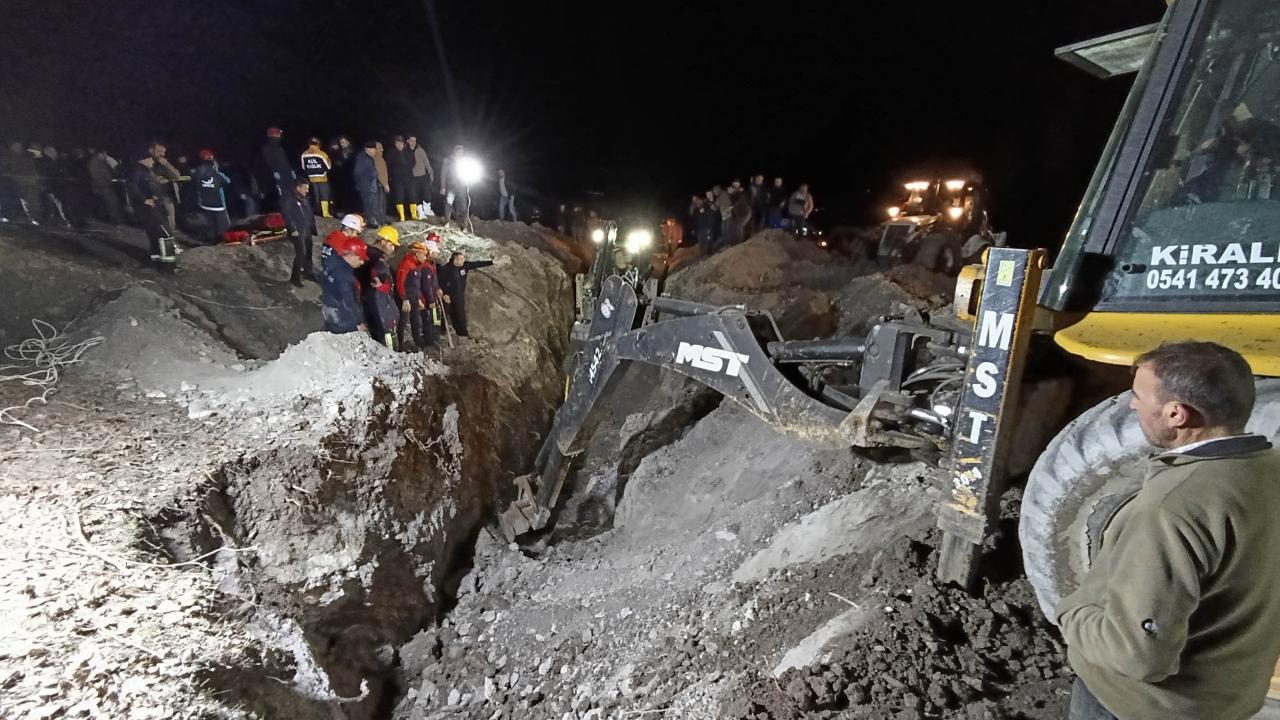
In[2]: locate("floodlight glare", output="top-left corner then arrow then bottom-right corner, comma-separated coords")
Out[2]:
456,156 -> 483,186
591,228 -> 605,244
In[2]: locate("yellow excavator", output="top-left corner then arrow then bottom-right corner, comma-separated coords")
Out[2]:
1011,0 -> 1280,710
499,0 -> 1280,708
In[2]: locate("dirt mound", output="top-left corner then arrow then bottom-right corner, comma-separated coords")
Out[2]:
724,526 -> 1069,719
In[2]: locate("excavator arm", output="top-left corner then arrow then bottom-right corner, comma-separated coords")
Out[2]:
497,274 -> 965,540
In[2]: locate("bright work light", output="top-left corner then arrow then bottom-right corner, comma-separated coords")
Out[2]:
456,156 -> 483,186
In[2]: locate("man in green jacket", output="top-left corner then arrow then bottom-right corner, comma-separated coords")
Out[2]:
1057,341 -> 1280,720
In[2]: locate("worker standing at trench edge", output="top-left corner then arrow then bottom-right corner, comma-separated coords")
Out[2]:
395,236 -> 442,351
359,225 -> 401,349
319,214 -> 368,333
1056,341 -> 1280,720
283,177 -> 318,286
437,250 -> 509,337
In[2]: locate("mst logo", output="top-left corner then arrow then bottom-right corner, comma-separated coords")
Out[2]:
676,342 -> 750,377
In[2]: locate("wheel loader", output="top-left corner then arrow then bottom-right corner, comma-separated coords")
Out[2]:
499,0 -> 1280,709
876,174 -> 1006,274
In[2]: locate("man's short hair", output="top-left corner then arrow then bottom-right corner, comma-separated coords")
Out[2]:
1134,341 -> 1256,430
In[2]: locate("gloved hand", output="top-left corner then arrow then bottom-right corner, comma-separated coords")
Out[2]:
401,300 -> 410,312
443,295 -> 451,304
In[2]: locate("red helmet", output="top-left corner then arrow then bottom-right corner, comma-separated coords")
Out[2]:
425,231 -> 442,243
343,238 -> 369,261
199,149 -> 215,162
267,126 -> 283,138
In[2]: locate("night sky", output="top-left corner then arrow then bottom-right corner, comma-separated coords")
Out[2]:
0,1 -> 1165,245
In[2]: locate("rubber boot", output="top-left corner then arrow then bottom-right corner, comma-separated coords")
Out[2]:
409,203 -> 420,220
396,204 -> 406,222
320,200 -> 331,218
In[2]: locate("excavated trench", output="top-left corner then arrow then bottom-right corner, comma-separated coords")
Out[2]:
161,358 -> 569,719
97,236 -> 579,718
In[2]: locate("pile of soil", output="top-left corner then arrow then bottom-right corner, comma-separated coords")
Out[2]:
725,528 -> 1070,720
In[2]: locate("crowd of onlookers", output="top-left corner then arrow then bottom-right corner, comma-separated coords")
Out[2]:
0,129 -> 523,270
687,176 -> 815,255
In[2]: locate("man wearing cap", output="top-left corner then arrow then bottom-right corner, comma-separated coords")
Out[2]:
300,137 -> 333,218
360,226 -> 401,348
283,178 -> 317,286
320,215 -> 368,333
191,150 -> 232,246
128,154 -> 178,271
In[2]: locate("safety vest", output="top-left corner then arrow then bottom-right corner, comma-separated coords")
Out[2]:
301,149 -> 331,182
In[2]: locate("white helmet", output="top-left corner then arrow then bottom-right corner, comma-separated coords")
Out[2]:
340,214 -> 365,231
424,240 -> 440,254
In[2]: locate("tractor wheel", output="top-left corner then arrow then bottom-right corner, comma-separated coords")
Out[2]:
1020,379 -> 1280,619
915,235 -> 962,274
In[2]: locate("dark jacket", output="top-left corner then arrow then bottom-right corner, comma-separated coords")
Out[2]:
418,260 -> 440,306
261,139 -> 295,184
191,162 -> 231,211
281,192 -> 315,239
387,146 -> 414,184
353,152 -> 379,195
438,260 -> 493,303
692,204 -> 719,240
360,247 -> 398,335
1058,435 -> 1280,720
320,248 -> 363,333
128,161 -> 158,203
87,156 -> 117,189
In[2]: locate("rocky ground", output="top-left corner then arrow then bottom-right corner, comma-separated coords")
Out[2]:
1,220 -> 1071,720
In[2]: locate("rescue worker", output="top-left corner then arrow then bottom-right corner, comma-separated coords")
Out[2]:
690,194 -> 718,255
395,236 -> 442,351
300,137 -> 333,218
358,225 -> 401,348
387,136 -> 414,223
261,126 -> 295,206
191,149 -> 232,245
283,177 -> 318,286
788,183 -> 815,232
1057,341 -> 1280,720
330,135 -> 355,212
407,135 -> 433,218
128,154 -> 177,271
353,141 -> 382,228
749,175 -> 767,234
320,233 -> 369,335
438,250 -> 508,338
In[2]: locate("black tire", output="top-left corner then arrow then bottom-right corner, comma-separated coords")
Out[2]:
1020,379 -> 1280,622
914,234 -> 961,274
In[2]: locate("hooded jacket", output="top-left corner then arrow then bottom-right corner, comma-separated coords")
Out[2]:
1057,435 -> 1280,720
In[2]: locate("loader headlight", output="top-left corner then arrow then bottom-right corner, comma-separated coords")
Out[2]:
624,229 -> 652,254
944,179 -> 966,192
591,228 -> 605,244
947,206 -> 964,221
887,206 -> 901,218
